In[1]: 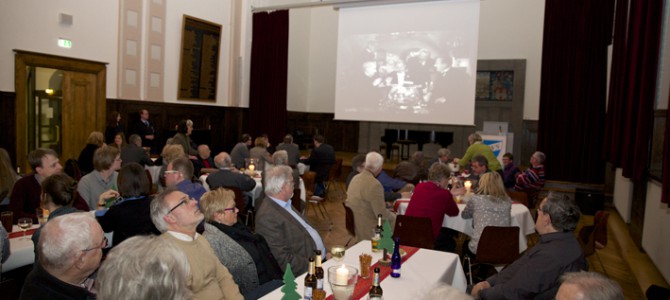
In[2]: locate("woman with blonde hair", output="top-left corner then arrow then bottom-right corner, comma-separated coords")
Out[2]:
0,148 -> 18,206
200,188 -> 283,298
77,131 -> 105,175
461,172 -> 512,256
249,136 -> 273,171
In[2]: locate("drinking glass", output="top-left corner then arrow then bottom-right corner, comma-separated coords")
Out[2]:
18,217 -> 33,240
331,245 -> 345,262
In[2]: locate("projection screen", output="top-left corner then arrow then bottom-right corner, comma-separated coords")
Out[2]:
334,0 -> 480,125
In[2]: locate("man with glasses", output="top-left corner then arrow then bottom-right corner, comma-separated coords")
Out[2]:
20,213 -> 103,299
165,157 -> 206,202
150,188 -> 243,300
255,165 -> 327,275
470,192 -> 587,299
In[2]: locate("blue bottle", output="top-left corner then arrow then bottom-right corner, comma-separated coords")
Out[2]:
391,237 -> 401,278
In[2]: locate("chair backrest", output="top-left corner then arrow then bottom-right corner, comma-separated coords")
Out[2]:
144,169 -> 155,194
343,203 -> 355,237
476,226 -> 520,264
328,158 -> 343,181
302,171 -> 317,197
291,188 -> 303,213
506,190 -> 529,208
579,211 -> 610,256
221,186 -> 247,214
392,215 -> 434,249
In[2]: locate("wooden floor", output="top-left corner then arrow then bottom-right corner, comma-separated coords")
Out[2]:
302,151 -> 670,299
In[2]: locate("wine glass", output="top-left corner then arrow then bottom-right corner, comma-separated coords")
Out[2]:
18,217 -> 33,240
331,245 -> 345,262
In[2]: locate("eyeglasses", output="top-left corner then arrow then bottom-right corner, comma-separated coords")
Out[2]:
82,236 -> 108,252
164,170 -> 180,175
223,207 -> 237,213
168,198 -> 190,214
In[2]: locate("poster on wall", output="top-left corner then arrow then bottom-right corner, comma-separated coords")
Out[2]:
480,134 -> 507,166
178,15 -> 221,101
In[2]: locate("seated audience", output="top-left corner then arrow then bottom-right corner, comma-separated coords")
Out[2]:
193,144 -> 215,176
346,152 -> 397,242
206,152 -> 256,208
461,172 -> 512,256
230,134 -> 252,169
158,144 -> 187,187
275,134 -> 300,166
514,151 -> 546,193
467,155 -> 490,190
345,154 -> 366,188
502,152 -> 519,189
0,147 -> 18,206
172,119 -> 198,158
255,166 -> 327,275
77,131 -> 105,175
150,188 -> 243,299
429,148 -> 451,166
556,271 -> 623,300
458,133 -> 502,173
20,213 -> 103,299
95,163 -> 159,247
300,134 -> 335,198
96,235 -> 193,300
394,151 -> 428,184
109,132 -> 127,152
78,146 -> 121,210
121,134 -> 154,167
470,192 -> 587,299
31,174 -> 80,261
165,157 -> 206,202
200,188 -> 283,298
250,137 -> 274,171
10,148 -> 81,223
405,163 -> 460,251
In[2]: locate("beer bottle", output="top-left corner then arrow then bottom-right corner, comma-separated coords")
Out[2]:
314,250 -> 324,290
304,257 -> 317,299
368,267 -> 383,299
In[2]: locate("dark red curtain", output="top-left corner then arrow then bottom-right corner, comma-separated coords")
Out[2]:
249,10 -> 289,144
537,0 -> 614,183
603,0 -> 664,181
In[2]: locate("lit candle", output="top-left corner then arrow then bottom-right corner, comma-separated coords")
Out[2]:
464,180 -> 472,193
335,265 -> 349,285
248,164 -> 255,172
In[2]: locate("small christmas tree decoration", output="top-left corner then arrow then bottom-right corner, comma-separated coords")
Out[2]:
378,219 -> 394,253
281,263 -> 301,300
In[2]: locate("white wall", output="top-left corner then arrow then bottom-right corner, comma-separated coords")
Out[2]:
281,0 -> 545,119
642,182 -> 670,282
613,168 -> 633,222
0,0 -> 119,97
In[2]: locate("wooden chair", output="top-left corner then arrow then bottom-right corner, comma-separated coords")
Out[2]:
343,203 -> 356,246
291,188 -> 303,213
392,215 -> 435,249
465,226 -> 520,285
325,158 -> 344,194
579,211 -> 610,257
506,190 -> 529,208
221,186 -> 254,228
303,171 -> 329,220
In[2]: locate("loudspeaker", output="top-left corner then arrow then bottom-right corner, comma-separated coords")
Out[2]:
59,13 -> 73,25
575,188 -> 604,216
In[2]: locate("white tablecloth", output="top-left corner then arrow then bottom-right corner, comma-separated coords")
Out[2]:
199,174 -> 306,207
397,201 -> 536,252
145,165 -> 162,185
3,224 -> 39,273
260,240 -> 467,299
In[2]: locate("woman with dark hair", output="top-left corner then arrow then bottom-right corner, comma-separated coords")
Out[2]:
31,173 -> 80,261
104,111 -> 125,144
171,119 -> 198,157
109,132 -> 127,151
95,163 -> 159,247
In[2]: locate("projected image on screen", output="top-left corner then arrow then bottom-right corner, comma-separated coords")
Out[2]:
335,0 -> 480,126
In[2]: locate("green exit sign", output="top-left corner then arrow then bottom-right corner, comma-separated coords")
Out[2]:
58,38 -> 72,48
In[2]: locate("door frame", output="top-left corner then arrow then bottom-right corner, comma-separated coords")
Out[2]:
14,50 -> 107,171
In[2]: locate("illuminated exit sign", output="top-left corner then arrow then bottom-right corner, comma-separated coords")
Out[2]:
58,38 -> 72,48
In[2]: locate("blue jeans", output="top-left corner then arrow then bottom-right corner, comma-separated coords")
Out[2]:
314,182 -> 326,197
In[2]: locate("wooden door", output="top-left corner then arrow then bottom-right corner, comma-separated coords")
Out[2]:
61,71 -> 100,161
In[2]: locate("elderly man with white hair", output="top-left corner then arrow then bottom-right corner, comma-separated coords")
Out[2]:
20,212 -> 103,299
346,151 -> 397,241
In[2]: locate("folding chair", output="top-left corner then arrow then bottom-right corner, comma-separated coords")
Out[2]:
465,226 -> 520,285
343,202 -> 356,246
392,215 -> 435,249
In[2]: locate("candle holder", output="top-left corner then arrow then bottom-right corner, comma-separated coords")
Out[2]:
328,265 -> 358,300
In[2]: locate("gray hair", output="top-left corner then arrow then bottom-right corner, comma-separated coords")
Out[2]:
468,133 -> 482,143
214,152 -> 232,169
264,165 -> 293,196
533,151 -> 546,164
39,212 -> 99,270
96,236 -> 192,300
150,188 -> 179,233
541,192 -> 581,232
427,163 -> 451,182
437,148 -> 451,158
559,272 -> 623,300
128,134 -> 142,145
272,150 -> 289,166
364,152 -> 384,173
